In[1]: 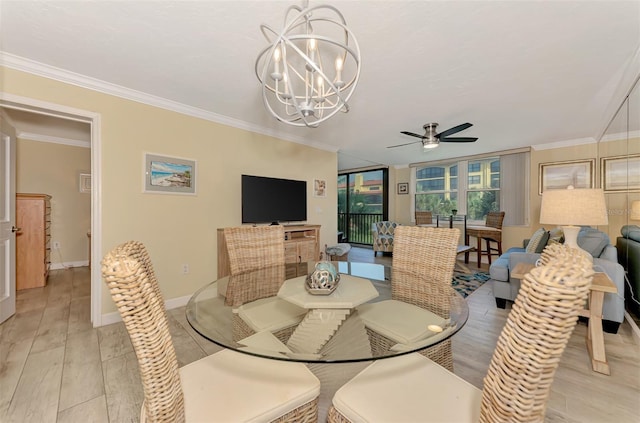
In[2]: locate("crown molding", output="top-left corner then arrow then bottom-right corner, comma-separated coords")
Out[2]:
0,52 -> 338,153
530,136 -> 596,151
18,131 -> 90,148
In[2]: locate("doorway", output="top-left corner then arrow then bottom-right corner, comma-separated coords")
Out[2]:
0,93 -> 102,326
337,168 -> 389,245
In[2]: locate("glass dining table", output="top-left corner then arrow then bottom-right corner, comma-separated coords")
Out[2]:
186,261 -> 469,364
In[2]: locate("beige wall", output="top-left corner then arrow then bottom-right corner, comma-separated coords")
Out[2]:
3,67 -> 338,317
16,138 -> 91,267
388,141 -> 633,254
392,167 -> 413,225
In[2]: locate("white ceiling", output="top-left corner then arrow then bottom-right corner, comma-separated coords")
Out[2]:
1,1 -> 639,170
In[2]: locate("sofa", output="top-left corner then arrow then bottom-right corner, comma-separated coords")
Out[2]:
372,221 -> 399,256
489,226 -> 625,333
617,225 -> 640,316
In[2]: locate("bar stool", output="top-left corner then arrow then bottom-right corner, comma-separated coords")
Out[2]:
465,211 -> 505,267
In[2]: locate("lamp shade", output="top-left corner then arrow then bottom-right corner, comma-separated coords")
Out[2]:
631,200 -> 640,221
540,187 -> 608,226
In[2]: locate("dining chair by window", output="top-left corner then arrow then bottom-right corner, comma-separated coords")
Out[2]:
466,211 -> 505,267
415,211 -> 435,226
358,226 -> 461,371
223,226 -> 306,343
328,245 -> 593,422
102,241 -> 320,423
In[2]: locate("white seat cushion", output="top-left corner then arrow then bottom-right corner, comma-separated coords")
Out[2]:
238,297 -> 307,332
332,353 -> 481,422
180,349 -> 320,422
357,300 -> 447,344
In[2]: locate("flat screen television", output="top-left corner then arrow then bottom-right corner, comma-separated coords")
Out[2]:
241,175 -> 307,224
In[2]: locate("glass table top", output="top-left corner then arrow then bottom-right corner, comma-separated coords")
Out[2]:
186,261 -> 469,363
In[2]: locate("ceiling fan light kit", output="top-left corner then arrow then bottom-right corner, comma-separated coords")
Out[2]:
391,122 -> 479,150
255,0 -> 361,128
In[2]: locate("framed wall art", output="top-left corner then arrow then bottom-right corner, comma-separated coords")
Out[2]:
601,154 -> 640,192
397,182 -> 409,195
314,179 -> 327,197
144,153 -> 196,195
538,159 -> 594,195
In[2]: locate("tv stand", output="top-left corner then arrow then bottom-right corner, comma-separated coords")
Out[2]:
217,224 -> 321,278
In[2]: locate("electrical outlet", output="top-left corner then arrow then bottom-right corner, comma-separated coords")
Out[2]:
53,241 -> 61,250
182,264 -> 189,274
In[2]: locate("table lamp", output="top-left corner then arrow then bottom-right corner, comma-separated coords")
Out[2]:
539,186 -> 608,259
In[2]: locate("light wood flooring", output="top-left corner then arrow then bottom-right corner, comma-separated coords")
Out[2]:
1,249 -> 639,422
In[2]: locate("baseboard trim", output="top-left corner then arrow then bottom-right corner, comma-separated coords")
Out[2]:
50,260 -> 89,270
624,311 -> 640,344
98,294 -> 192,327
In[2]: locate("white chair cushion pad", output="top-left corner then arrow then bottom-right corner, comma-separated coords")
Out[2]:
238,297 -> 307,332
180,349 -> 319,422
357,300 -> 447,344
333,353 -> 481,422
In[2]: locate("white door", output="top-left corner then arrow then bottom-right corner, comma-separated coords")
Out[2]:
0,114 -> 17,324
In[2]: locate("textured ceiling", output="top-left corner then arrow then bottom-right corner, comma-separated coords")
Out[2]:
1,1 -> 639,170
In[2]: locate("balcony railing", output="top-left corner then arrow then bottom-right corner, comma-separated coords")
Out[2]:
337,213 -> 383,245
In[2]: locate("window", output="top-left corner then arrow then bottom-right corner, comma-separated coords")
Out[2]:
338,168 -> 388,245
415,164 -> 458,215
466,158 -> 500,221
415,158 -> 500,222
412,151 -> 528,226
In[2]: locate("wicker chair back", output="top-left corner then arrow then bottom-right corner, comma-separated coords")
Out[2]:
415,211 -> 433,225
224,226 -> 285,275
479,245 -> 593,422
485,211 -> 505,229
102,242 -> 185,423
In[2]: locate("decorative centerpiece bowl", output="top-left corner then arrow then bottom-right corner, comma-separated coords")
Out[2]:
305,261 -> 341,295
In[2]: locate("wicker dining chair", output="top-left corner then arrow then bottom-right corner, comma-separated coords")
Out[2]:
328,245 -> 593,423
358,225 -> 461,371
223,225 -> 286,275
102,241 -> 320,423
223,225 -> 305,343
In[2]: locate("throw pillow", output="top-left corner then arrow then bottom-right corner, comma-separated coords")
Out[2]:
526,228 -> 548,253
577,227 -> 610,258
534,231 -> 550,253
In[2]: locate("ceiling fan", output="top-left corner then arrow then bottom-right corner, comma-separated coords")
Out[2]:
389,122 -> 478,149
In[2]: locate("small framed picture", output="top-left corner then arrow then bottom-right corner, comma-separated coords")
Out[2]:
397,182 -> 409,195
314,179 -> 327,197
144,153 -> 197,195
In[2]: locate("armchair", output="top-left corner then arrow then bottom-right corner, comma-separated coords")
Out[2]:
371,221 -> 399,256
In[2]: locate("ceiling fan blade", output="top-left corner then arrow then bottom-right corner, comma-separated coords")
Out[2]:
387,140 -> 422,148
440,137 -> 478,143
436,122 -> 473,139
400,131 -> 426,139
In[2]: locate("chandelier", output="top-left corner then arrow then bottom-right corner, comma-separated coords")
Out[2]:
255,1 -> 361,128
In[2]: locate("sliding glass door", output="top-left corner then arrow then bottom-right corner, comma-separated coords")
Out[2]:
338,169 -> 388,245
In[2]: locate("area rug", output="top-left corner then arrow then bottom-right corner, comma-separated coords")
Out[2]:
452,271 -> 490,298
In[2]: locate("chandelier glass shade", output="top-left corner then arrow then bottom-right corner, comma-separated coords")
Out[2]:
255,1 -> 361,127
